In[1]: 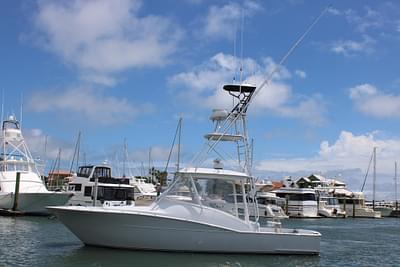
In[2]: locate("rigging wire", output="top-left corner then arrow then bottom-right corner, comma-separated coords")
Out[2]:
361,148 -> 374,192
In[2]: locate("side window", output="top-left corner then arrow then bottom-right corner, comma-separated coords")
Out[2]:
84,186 -> 92,196
75,184 -> 82,191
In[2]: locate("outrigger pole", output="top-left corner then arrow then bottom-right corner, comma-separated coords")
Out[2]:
192,6 -> 331,169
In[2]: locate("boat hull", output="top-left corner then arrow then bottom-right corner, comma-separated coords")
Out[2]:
0,192 -> 72,215
49,206 -> 320,255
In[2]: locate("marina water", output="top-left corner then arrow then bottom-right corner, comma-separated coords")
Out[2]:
1,216 -> 399,267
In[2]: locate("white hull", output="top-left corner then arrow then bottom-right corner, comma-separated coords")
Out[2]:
49,205 -> 320,254
318,208 -> 346,218
341,205 -> 381,218
374,207 -> 393,217
287,203 -> 319,218
0,192 -> 72,214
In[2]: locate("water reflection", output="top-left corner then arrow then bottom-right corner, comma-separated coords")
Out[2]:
54,245 -> 320,267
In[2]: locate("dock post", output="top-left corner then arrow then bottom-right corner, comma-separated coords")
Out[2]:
12,172 -> 21,211
343,198 -> 346,216
352,201 -> 355,218
92,176 -> 98,207
285,196 -> 289,216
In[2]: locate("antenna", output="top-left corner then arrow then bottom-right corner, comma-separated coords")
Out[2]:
1,89 -> 4,123
239,8 -> 245,85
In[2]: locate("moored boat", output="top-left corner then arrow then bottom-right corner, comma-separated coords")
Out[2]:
272,188 -> 319,218
0,115 -> 72,215
49,82 -> 321,254
67,164 -> 135,207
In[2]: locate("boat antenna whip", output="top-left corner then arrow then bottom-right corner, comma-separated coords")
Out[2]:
192,5 -> 331,168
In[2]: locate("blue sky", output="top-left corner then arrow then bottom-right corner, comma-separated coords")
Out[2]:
1,0 -> 400,197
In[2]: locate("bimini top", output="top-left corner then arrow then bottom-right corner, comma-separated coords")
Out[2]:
223,84 -> 256,93
179,167 -> 250,181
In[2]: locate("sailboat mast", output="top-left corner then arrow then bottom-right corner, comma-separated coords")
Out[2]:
123,138 -> 127,178
395,161 -> 398,210
177,117 -> 182,172
148,147 -> 152,183
373,147 -> 376,210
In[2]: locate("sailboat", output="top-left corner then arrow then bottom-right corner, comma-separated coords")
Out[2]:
362,147 -> 391,217
0,115 -> 72,215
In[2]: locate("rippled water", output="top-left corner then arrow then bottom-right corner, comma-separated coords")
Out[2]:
1,216 -> 399,267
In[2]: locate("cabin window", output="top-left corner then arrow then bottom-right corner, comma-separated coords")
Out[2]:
68,184 -> 82,191
93,167 -> 111,179
77,167 -> 93,178
84,186 -> 92,196
288,193 -> 316,201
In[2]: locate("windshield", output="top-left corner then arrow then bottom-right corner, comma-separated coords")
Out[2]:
164,174 -> 246,216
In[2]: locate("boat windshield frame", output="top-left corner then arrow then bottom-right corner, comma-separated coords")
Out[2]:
160,169 -> 251,221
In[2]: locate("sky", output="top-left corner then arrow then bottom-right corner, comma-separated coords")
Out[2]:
1,0 -> 400,199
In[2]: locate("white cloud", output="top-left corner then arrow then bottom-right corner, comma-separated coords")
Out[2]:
33,0 -> 182,80
295,69 -> 306,79
344,7 -> 383,33
169,53 -> 325,125
256,130 -> 400,175
349,83 -> 400,118
330,35 -> 375,56
24,128 -> 75,165
327,7 -> 341,16
202,1 -> 262,40
27,86 -> 153,125
326,6 -> 398,57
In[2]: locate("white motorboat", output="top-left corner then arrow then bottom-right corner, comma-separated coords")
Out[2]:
337,192 -> 381,218
318,196 -> 346,218
49,167 -> 320,254
130,177 -> 157,203
365,201 -> 393,217
0,116 -> 72,214
221,191 -> 288,219
67,164 -> 135,207
272,188 -> 319,218
49,82 -> 320,254
256,192 -> 289,219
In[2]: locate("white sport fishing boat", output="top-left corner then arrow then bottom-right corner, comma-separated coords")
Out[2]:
49,83 -> 321,254
0,115 -> 72,214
